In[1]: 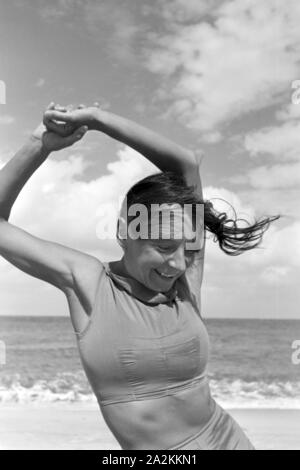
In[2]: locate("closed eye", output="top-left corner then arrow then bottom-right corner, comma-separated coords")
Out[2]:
156,245 -> 176,253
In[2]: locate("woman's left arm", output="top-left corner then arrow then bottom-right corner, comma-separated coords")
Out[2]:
94,109 -> 205,199
44,106 -> 204,183
94,109 -> 200,173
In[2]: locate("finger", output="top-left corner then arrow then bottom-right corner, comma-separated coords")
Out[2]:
43,111 -> 53,127
43,109 -> 73,124
64,125 -> 88,145
46,102 -> 55,111
65,122 -> 75,132
75,125 -> 88,138
54,104 -> 67,112
43,110 -> 58,127
44,119 -> 71,136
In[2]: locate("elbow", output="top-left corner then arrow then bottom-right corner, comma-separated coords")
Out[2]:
193,149 -> 204,166
183,150 -> 204,171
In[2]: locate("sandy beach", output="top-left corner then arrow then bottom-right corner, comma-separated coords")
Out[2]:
0,403 -> 299,450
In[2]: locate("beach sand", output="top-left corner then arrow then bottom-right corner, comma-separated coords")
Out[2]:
0,403 -> 299,450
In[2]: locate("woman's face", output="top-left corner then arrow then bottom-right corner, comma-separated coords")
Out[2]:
121,206 -> 202,292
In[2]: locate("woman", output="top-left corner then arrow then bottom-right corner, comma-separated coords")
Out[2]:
0,102 -> 279,450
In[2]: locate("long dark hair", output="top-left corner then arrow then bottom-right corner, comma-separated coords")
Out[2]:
117,171 -> 281,256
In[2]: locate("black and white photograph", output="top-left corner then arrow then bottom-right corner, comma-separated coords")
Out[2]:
0,0 -> 299,451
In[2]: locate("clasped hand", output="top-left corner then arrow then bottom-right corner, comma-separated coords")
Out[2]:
32,101 -> 100,152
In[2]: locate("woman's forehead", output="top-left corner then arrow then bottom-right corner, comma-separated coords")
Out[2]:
123,202 -> 204,246
133,218 -> 203,249
149,205 -> 199,236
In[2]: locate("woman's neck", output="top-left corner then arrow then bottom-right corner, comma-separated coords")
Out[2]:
109,257 -> 131,278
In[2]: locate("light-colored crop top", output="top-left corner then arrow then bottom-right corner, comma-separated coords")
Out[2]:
75,259 -> 210,407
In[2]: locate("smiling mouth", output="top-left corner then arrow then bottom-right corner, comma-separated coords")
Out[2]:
154,269 -> 178,280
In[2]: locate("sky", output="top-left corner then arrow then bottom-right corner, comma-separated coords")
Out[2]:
0,0 -> 300,318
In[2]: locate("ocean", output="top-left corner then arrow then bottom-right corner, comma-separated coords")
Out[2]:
1,316 -> 300,408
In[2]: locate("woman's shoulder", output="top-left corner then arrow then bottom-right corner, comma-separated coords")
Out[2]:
67,256 -> 106,312
65,256 -> 106,336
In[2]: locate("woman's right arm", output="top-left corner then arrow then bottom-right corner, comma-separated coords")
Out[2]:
0,113 -> 101,332
0,220 -> 102,325
0,135 -> 50,221
0,107 -> 88,220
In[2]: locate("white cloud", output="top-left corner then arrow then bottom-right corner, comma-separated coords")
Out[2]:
276,103 -> 300,122
230,161 -> 300,189
201,186 -> 299,286
200,131 -> 223,144
242,222 -> 300,268
237,187 -> 299,222
211,184 -> 299,274
244,121 -> 300,162
157,0 -> 224,23
203,185 -> 255,221
144,0 -> 300,138
202,185 -> 258,265
260,265 -> 291,284
234,101 -> 300,193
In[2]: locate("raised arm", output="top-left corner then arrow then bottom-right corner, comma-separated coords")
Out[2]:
94,110 -> 199,174
44,105 -> 204,194
0,105 -> 87,221
0,108 -> 102,332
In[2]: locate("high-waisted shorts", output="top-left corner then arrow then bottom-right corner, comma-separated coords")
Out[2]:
167,401 -> 255,450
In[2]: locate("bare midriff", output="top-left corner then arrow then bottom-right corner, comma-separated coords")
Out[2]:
98,379 -> 216,450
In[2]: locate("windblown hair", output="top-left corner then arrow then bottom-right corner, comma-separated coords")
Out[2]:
117,171 -> 281,256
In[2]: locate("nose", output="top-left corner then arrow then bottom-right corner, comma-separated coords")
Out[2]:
166,245 -> 186,272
